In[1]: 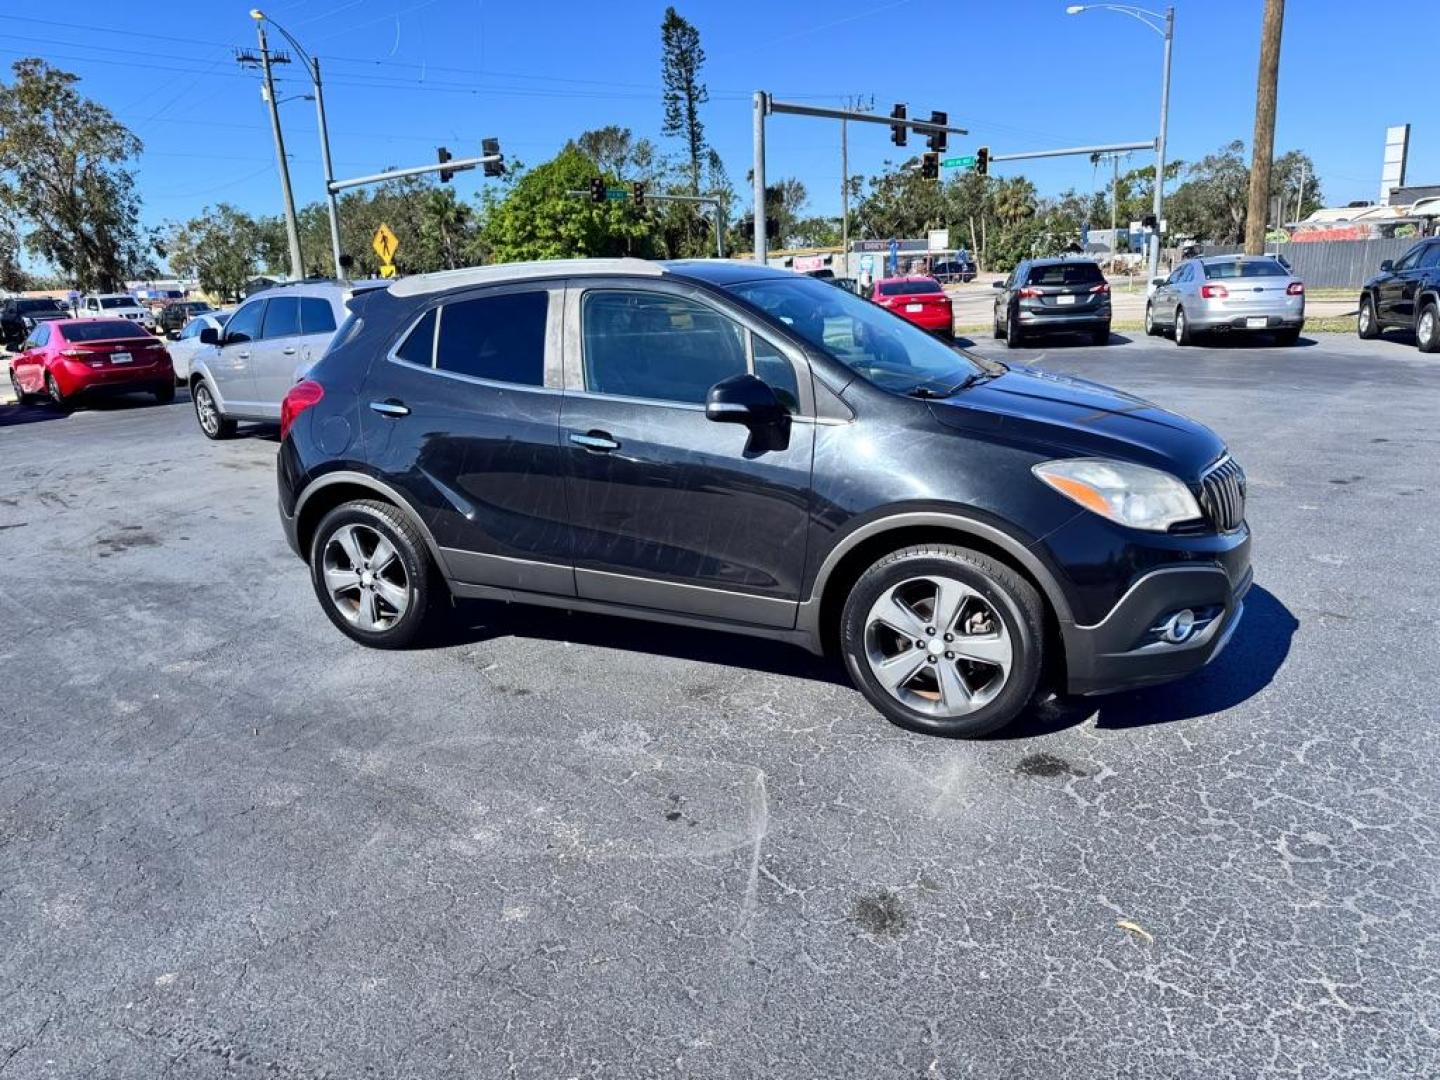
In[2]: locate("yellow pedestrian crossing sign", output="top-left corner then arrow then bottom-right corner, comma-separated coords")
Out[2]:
372,223 -> 399,266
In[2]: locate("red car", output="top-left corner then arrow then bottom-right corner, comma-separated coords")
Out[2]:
872,276 -> 955,338
8,318 -> 174,409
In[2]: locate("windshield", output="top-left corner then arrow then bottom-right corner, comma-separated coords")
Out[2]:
63,320 -> 149,342
16,299 -> 66,314
878,279 -> 943,296
726,276 -> 999,396
1203,260 -> 1287,279
99,296 -> 137,309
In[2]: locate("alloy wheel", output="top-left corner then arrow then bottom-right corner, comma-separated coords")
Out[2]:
862,575 -> 1013,718
321,523 -> 410,632
194,385 -> 220,436
1420,308 -> 1437,349
1359,302 -> 1373,335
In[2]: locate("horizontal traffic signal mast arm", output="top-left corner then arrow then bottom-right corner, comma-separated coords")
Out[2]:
763,96 -> 970,137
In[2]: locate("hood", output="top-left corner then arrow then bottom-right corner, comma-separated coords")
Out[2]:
928,365 -> 1226,479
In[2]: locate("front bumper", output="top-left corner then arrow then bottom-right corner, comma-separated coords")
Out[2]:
1061,559 -> 1252,696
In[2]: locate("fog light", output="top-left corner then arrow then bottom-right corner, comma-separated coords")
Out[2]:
1161,609 -> 1196,644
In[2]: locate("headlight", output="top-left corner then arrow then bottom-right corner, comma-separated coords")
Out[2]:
1033,458 -> 1201,532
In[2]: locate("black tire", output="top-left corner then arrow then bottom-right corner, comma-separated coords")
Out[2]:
1174,306 -> 1193,347
1357,293 -> 1379,339
1092,324 -> 1111,346
1144,302 -> 1161,337
1417,301 -> 1440,354
153,382 -> 176,404
1004,309 -> 1025,349
309,499 -> 441,649
839,544 -> 1046,739
192,380 -> 235,439
46,371 -> 71,411
992,310 -> 1005,339
1273,328 -> 1301,347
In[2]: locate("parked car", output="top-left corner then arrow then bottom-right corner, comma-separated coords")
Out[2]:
1145,255 -> 1304,346
993,258 -> 1111,347
1,297 -> 71,349
932,259 -> 977,284
77,293 -> 157,334
167,311 -> 231,382
157,300 -> 216,338
872,276 -> 955,338
276,259 -> 1250,739
189,280 -> 382,439
7,318 -> 174,409
1357,236 -> 1440,353
824,276 -> 860,294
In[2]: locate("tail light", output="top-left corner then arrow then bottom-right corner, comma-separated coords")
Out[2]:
1017,287 -> 1043,299
1090,282 -> 1111,295
60,348 -> 95,358
280,379 -> 324,441
1200,283 -> 1229,299
1287,282 -> 1304,295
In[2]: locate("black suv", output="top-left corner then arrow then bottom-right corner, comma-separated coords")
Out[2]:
277,259 -> 1250,738
1,297 -> 70,349
993,258 -> 1112,347
157,300 -> 216,338
1357,237 -> 1440,352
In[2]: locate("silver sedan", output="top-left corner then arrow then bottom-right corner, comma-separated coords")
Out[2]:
1145,255 -> 1305,346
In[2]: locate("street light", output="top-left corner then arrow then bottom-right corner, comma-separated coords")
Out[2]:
251,9 -> 344,278
1066,4 -> 1173,286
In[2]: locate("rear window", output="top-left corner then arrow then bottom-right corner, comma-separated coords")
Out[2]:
879,279 -> 942,296
99,296 -> 137,309
1025,263 -> 1104,286
1203,259 -> 1288,279
62,320 -> 149,342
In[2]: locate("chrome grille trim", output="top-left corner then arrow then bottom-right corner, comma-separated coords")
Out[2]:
1198,455 -> 1246,532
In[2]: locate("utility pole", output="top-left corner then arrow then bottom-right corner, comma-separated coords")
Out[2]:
1245,0 -> 1285,254
1111,153 -> 1120,249
238,27 -> 303,279
753,92 -> 768,263
840,95 -> 872,277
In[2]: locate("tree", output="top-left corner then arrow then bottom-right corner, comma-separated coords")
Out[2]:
660,7 -> 708,195
576,126 -> 660,180
0,218 -> 26,292
165,204 -> 273,301
0,59 -> 150,290
1166,141 -> 1251,243
419,188 -> 471,271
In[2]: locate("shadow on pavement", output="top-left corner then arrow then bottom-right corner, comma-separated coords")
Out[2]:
999,584 -> 1297,740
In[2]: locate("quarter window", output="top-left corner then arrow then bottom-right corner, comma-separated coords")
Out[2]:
394,309 -> 437,367
224,300 -> 265,344
582,291 -> 747,404
261,296 -> 302,339
434,291 -> 548,386
299,297 -> 337,335
752,334 -> 800,414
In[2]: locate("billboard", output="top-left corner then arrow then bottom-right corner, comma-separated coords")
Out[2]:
1380,124 -> 1410,205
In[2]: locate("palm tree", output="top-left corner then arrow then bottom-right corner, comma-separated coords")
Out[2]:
419,189 -> 471,270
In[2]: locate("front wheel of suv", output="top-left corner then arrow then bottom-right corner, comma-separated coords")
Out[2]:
192,381 -> 235,439
840,544 -> 1045,738
1357,294 -> 1379,339
309,499 -> 440,649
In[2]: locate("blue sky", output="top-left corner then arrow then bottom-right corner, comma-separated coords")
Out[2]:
1,0 -> 1432,244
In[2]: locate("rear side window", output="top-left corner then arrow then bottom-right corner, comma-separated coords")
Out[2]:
394,309 -> 437,367
61,321 -> 148,342
1203,260 -> 1287,279
299,297 -> 337,335
1026,263 -> 1104,286
435,291 -> 548,386
261,296 -> 302,338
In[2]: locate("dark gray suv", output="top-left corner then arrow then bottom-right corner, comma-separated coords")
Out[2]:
993,258 -> 1112,347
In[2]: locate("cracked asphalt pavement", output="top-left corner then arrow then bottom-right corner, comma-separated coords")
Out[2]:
2,332 -> 1438,1078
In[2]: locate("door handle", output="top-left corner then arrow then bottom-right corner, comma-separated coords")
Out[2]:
369,399 -> 410,418
282,347 -> 297,356
569,431 -> 620,452
236,351 -> 250,359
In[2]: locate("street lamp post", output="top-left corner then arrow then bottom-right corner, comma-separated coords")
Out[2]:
1066,4 -> 1173,284
250,10 -> 344,278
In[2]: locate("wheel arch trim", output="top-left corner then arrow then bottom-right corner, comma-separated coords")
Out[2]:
293,470 -> 452,575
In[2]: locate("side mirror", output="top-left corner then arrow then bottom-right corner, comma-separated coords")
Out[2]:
199,327 -> 220,345
1379,259 -> 1394,272
991,281 -> 1005,289
167,329 -> 181,340
1151,277 -> 1167,287
706,373 -> 786,427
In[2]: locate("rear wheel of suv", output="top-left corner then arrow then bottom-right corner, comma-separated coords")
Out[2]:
309,500 -> 439,649
1357,294 -> 1379,339
1417,302 -> 1439,353
1174,306 -> 1194,347
192,381 -> 235,439
840,544 -> 1045,738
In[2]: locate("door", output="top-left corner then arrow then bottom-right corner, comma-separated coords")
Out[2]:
251,294 -> 303,414
295,295 -> 339,377
12,323 -> 50,393
561,284 -> 814,628
1378,244 -> 1424,323
209,297 -> 265,411
356,284 -> 574,596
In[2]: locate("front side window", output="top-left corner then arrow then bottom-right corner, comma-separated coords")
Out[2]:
29,324 -> 50,348
726,275 -> 991,398
224,300 -> 265,344
1394,246 -> 1423,272
299,297 -> 337,335
261,296 -> 302,338
1418,243 -> 1440,269
582,291 -> 746,404
435,291 -> 548,386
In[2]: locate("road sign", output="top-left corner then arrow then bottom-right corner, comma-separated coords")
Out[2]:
927,229 -> 949,252
943,155 -> 976,169
605,187 -> 628,201
378,263 -> 397,279
372,223 -> 399,265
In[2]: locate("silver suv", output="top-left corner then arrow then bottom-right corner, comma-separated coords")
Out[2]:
189,280 -> 382,439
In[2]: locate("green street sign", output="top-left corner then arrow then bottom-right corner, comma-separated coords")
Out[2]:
943,155 -> 977,169
605,187 -> 628,201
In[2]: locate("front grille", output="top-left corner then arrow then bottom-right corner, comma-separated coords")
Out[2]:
1198,456 -> 1246,532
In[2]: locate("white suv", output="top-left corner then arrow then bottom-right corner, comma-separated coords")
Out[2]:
188,280 -> 382,439
79,293 -> 156,333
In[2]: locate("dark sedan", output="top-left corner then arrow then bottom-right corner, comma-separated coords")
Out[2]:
157,301 -> 217,337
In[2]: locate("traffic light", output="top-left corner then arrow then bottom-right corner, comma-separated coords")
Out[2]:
632,181 -> 646,208
590,176 -> 606,203
889,103 -> 907,147
926,111 -> 948,153
437,146 -> 453,183
975,146 -> 989,177
921,153 -> 939,181
481,137 -> 504,177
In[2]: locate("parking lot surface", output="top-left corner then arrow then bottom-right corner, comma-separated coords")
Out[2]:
2,333 -> 1438,1078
